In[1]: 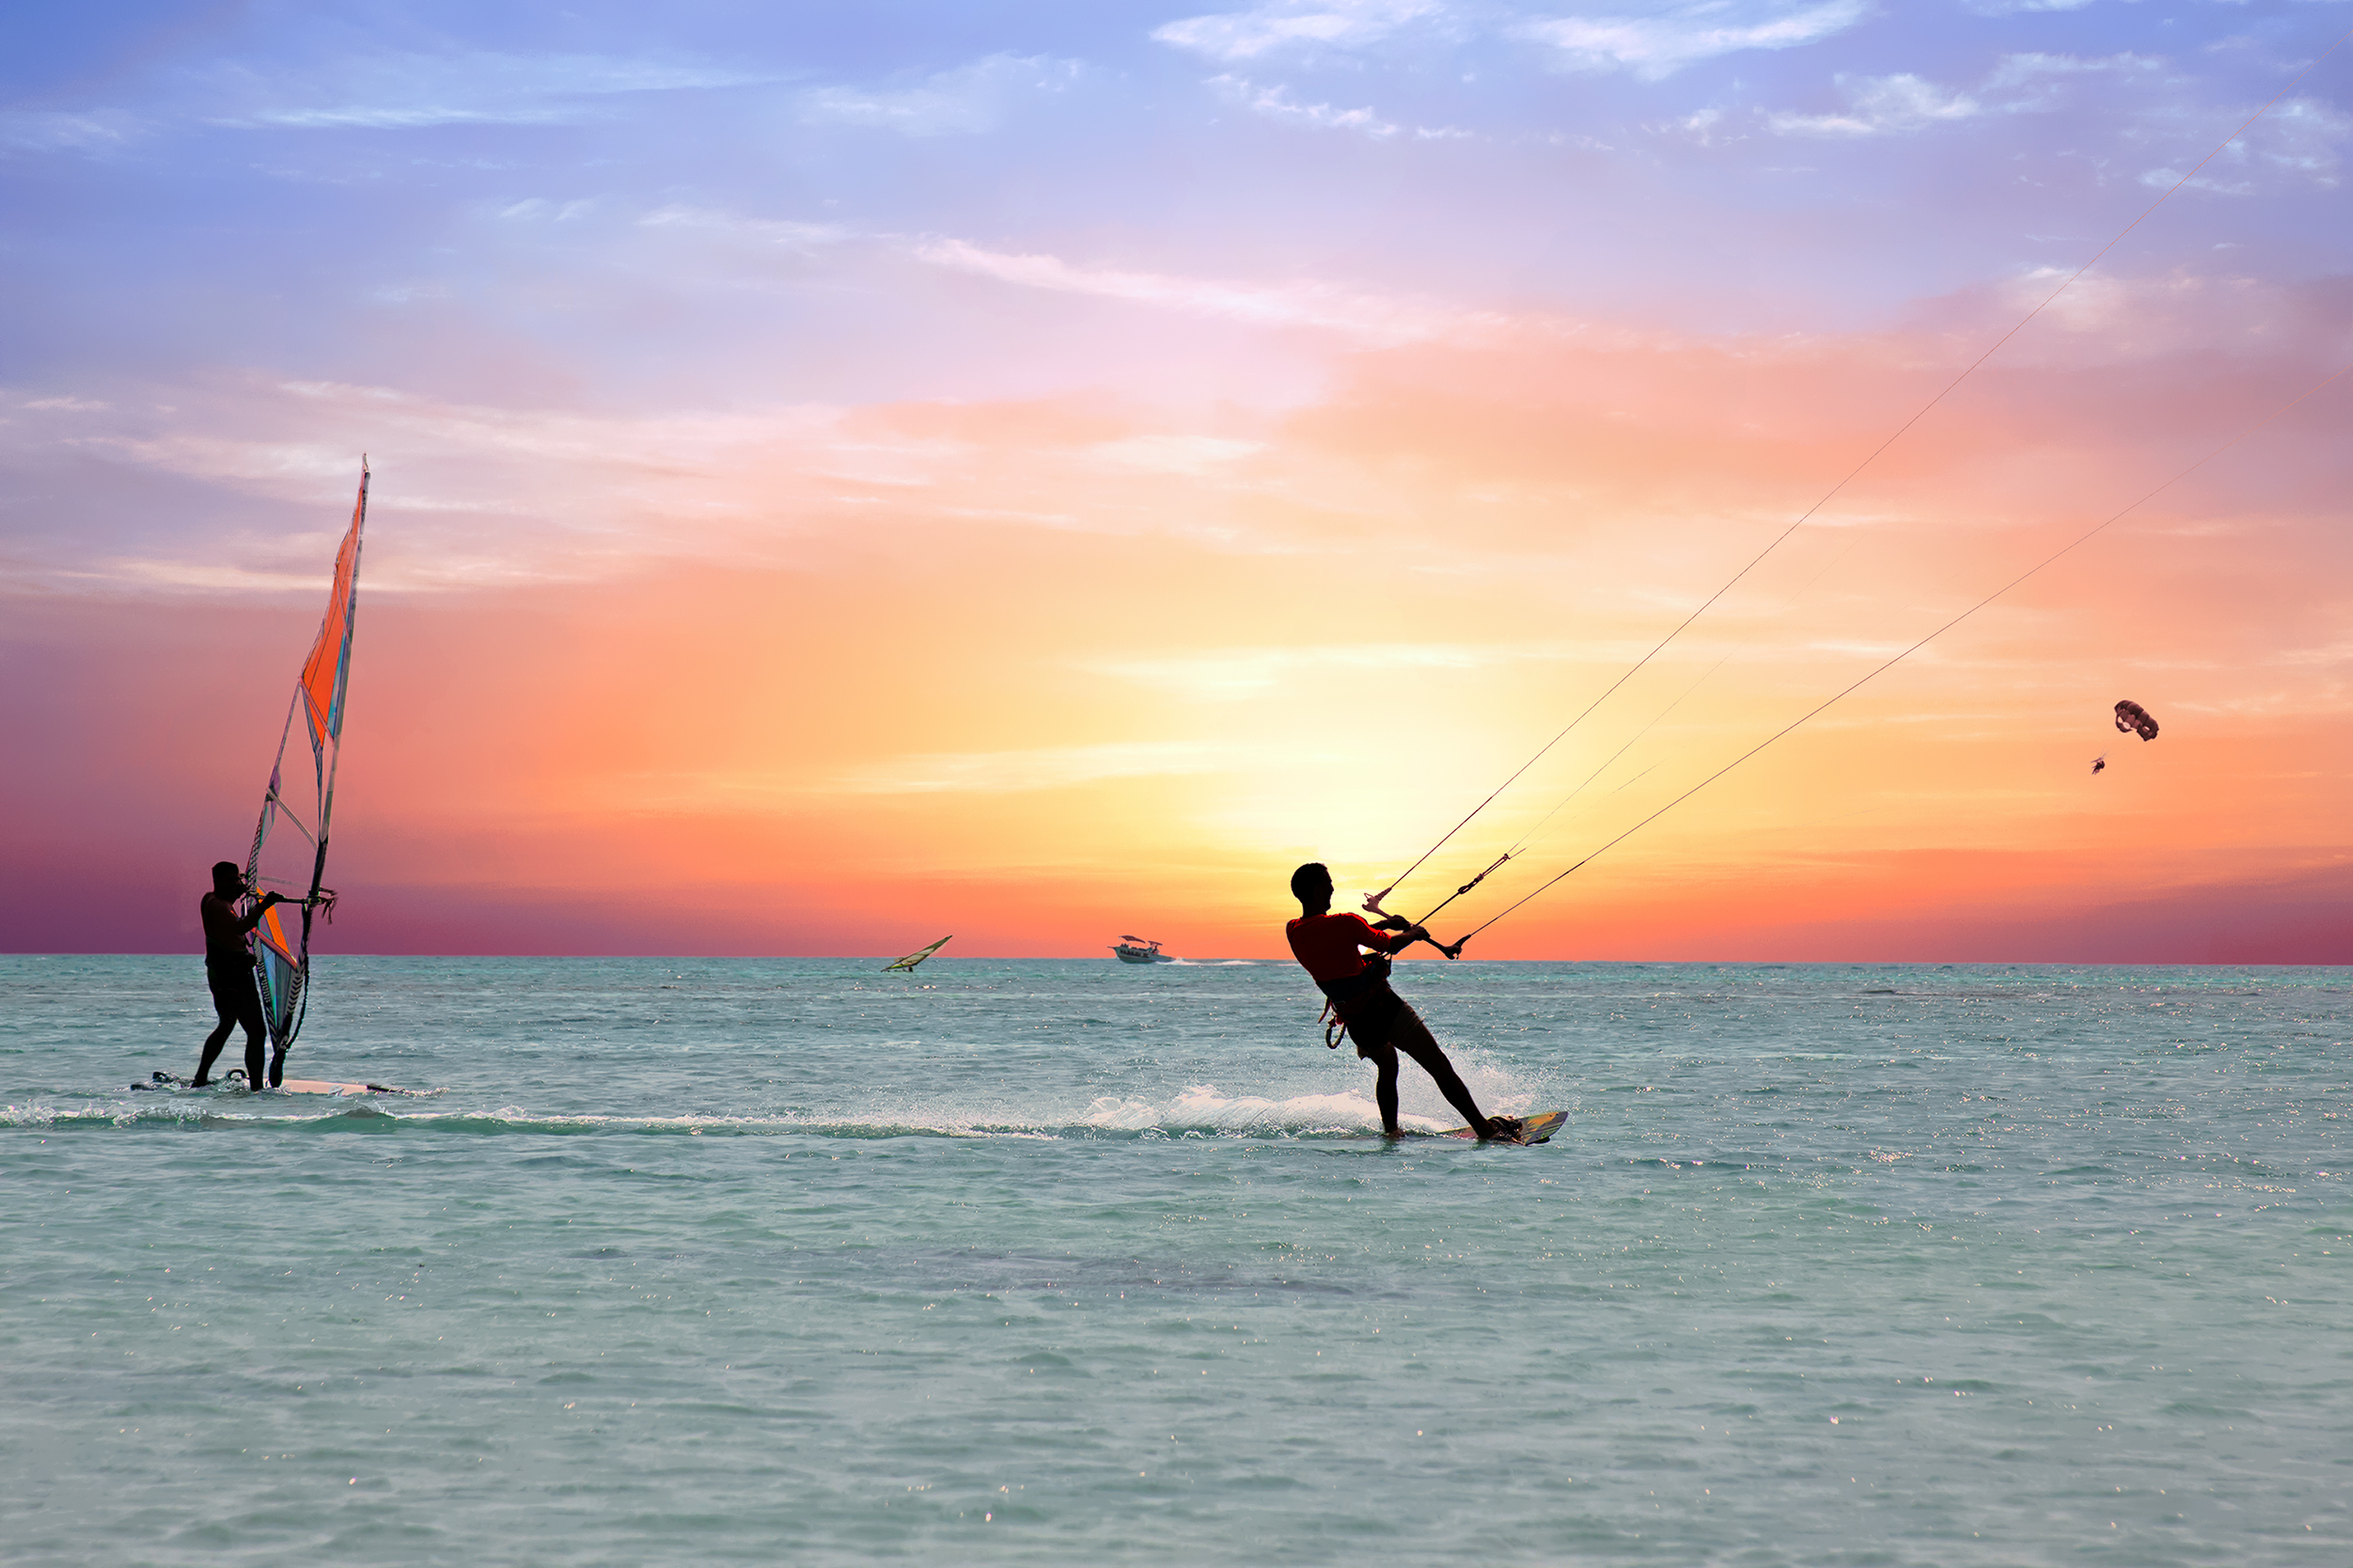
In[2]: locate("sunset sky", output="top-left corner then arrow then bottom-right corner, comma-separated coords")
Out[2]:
5,0 -> 2349,962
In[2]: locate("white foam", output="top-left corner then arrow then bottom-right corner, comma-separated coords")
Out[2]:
1082,1085 -> 1449,1136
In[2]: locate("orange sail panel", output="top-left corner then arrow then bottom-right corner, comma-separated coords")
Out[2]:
298,478 -> 367,758
243,463 -> 369,1069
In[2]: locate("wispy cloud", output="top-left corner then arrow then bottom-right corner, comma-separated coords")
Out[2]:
0,377 -> 871,592
1764,51 -> 2159,138
1518,1 -> 1869,81
1210,75 -> 1400,136
910,237 -> 1512,345
212,53 -> 772,132
797,54 -> 1082,136
2137,165 -> 2255,196
89,559 -> 369,594
629,201 -> 1514,343
1768,73 -> 1982,137
1984,51 -> 2157,93
1206,73 -> 1470,139
0,109 -> 139,152
1153,1 -> 1444,62
2242,97 -> 2351,187
636,205 -> 853,251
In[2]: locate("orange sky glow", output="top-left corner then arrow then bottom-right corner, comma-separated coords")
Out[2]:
5,6 -> 2348,961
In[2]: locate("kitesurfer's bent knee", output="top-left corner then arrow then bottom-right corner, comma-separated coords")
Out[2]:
1388,1004 -> 1490,1131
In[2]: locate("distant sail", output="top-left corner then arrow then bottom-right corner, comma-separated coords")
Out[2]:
884,935 -> 952,973
244,463 -> 368,1072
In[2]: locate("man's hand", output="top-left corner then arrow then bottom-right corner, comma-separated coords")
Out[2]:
259,891 -> 285,908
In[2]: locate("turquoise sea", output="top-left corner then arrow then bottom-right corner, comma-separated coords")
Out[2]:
4,955 -> 2347,1565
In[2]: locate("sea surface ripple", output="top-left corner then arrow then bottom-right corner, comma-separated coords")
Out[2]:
3,955 -> 2347,1565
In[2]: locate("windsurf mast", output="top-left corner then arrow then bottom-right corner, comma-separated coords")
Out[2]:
244,461 -> 369,1079
884,935 -> 952,973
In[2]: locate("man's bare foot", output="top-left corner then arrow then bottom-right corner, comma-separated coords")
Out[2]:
1477,1116 -> 1525,1142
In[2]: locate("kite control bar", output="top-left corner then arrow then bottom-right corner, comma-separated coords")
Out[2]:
1364,852 -> 1513,959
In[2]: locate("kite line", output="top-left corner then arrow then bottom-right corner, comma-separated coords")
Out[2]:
1442,360 -> 2353,949
1364,22 -> 2353,917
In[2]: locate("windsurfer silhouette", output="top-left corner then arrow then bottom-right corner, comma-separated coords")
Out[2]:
1286,863 -> 1522,1141
194,861 -> 282,1089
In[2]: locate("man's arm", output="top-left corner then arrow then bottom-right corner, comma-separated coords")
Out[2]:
1368,916 -> 1460,961
229,891 -> 288,936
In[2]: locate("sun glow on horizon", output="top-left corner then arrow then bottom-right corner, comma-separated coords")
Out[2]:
4,2 -> 2348,960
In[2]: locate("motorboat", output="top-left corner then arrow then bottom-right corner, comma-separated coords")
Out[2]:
1111,934 -> 1175,964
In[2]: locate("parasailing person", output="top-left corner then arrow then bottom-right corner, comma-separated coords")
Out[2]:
1286,862 -> 1522,1141
193,860 -> 284,1088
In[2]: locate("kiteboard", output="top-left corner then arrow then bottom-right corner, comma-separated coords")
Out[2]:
1433,1109 -> 1567,1145
133,1070 -> 416,1096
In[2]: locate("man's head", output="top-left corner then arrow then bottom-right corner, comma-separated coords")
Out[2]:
212,861 -> 243,898
1290,862 -> 1333,911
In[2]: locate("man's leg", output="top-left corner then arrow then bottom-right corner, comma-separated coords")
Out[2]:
219,974 -> 268,1088
1388,1003 -> 1514,1137
1358,1042 -> 1404,1137
195,1005 -> 235,1086
244,1020 -> 268,1090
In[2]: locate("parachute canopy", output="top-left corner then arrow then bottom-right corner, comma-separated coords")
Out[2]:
2113,699 -> 2159,742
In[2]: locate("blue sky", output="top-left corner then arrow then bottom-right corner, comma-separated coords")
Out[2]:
9,2 -> 2347,401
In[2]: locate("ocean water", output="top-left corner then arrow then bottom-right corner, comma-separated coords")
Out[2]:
3,954 -> 2348,1566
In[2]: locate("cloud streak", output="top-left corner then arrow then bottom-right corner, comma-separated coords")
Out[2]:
909,237 -> 1514,345
1206,73 -> 1470,139
1768,73 -> 1982,137
1153,1 -> 1444,62
796,54 -> 1082,136
210,52 -> 776,132
1520,1 -> 1869,80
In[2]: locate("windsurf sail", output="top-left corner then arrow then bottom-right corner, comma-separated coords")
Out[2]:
243,462 -> 368,1077
884,935 -> 952,973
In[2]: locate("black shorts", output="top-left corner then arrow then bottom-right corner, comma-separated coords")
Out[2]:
207,964 -> 264,1034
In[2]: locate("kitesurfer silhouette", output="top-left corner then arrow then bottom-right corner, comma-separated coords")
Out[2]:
2091,754 -> 2107,776
1286,863 -> 1521,1141
194,861 -> 282,1088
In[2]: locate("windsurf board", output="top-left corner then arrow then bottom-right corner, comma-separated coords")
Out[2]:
132,1071 -> 416,1096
